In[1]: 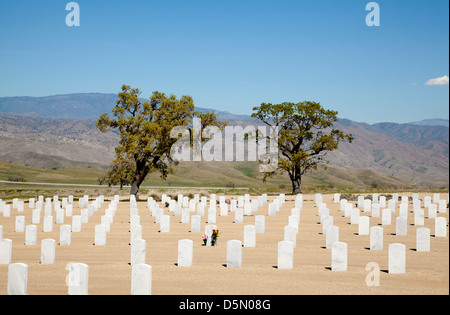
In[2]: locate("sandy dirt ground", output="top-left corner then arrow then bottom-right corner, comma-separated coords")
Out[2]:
0,192 -> 448,295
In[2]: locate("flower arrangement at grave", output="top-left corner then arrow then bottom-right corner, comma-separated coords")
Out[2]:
165,201 -> 169,207
202,234 -> 208,246
226,199 -> 231,204
211,229 -> 219,246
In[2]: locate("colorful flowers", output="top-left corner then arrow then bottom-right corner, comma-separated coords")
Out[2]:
211,229 -> 219,246
202,230 -> 220,246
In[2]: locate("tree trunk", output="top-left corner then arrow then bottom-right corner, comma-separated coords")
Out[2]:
290,167 -> 302,195
130,180 -> 140,200
130,161 -> 149,200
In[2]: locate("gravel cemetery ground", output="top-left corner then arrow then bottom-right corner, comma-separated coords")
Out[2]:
0,192 -> 448,295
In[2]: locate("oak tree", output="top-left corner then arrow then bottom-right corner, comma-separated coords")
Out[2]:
97,85 -> 225,198
251,101 -> 353,194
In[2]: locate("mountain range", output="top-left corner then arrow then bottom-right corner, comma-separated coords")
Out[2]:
0,93 -> 448,189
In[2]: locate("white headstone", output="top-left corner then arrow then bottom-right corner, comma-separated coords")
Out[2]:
235,208 -> 243,223
178,239 -> 194,267
226,240 -> 242,268
326,226 -> 339,249
358,216 -> 370,235
435,217 -> 447,237
190,215 -> 201,233
363,199 -> 371,213
8,263 -> 28,295
101,215 -> 111,232
382,209 -> 391,225
220,203 -> 228,216
414,209 -> 424,226
438,200 -> 447,213
428,204 -> 437,219
25,225 -> 37,245
181,208 -> 190,223
130,225 -> 142,244
131,264 -> 152,295
72,215 -> 82,232
131,239 -> 146,265
388,243 -> 406,274
244,225 -> 256,247
94,224 -> 107,246
32,209 -> 41,224
160,215 -> 170,233
277,241 -> 294,269
371,203 -> 380,217
40,239 -> 55,265
322,216 -> 334,235
395,216 -> 407,236
331,242 -> 347,271
3,205 -> 11,217
0,239 -> 13,264
67,263 -> 89,295
43,216 -> 53,232
255,215 -> 265,233
207,207 -> 216,223
56,208 -> 65,224
350,208 -> 360,225
416,227 -> 430,252
370,226 -> 383,250
333,193 -> 340,203
59,225 -> 71,246
15,216 -> 25,233
284,225 -> 297,248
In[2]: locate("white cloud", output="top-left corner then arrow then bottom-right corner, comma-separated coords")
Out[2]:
425,75 -> 449,86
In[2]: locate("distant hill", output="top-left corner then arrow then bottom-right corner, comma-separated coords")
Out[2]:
0,93 -> 448,189
0,93 -> 255,123
409,119 -> 449,127
0,152 -> 108,171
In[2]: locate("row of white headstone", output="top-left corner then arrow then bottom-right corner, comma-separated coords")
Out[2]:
5,261 -> 152,295
318,193 -> 448,273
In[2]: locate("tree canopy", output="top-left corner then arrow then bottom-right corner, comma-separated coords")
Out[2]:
97,85 -> 226,198
251,101 -> 353,194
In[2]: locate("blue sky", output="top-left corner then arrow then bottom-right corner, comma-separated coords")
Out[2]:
0,0 -> 448,124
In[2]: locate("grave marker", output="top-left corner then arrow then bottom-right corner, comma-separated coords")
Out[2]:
40,239 -> 55,265
396,216 -> 407,236
370,226 -> 383,250
388,243 -> 406,274
435,217 -> 447,237
244,225 -> 256,247
331,242 -> 347,271
178,239 -> 194,267
25,225 -> 37,245
94,225 -> 107,246
131,239 -> 146,265
358,217 -> 370,235
0,239 -> 12,264
326,225 -> 339,249
59,225 -> 71,246
226,240 -> 242,268
255,215 -> 265,233
416,227 -> 430,252
7,263 -> 28,295
277,241 -> 294,269
191,215 -> 201,232
131,264 -> 152,295
67,263 -> 89,295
